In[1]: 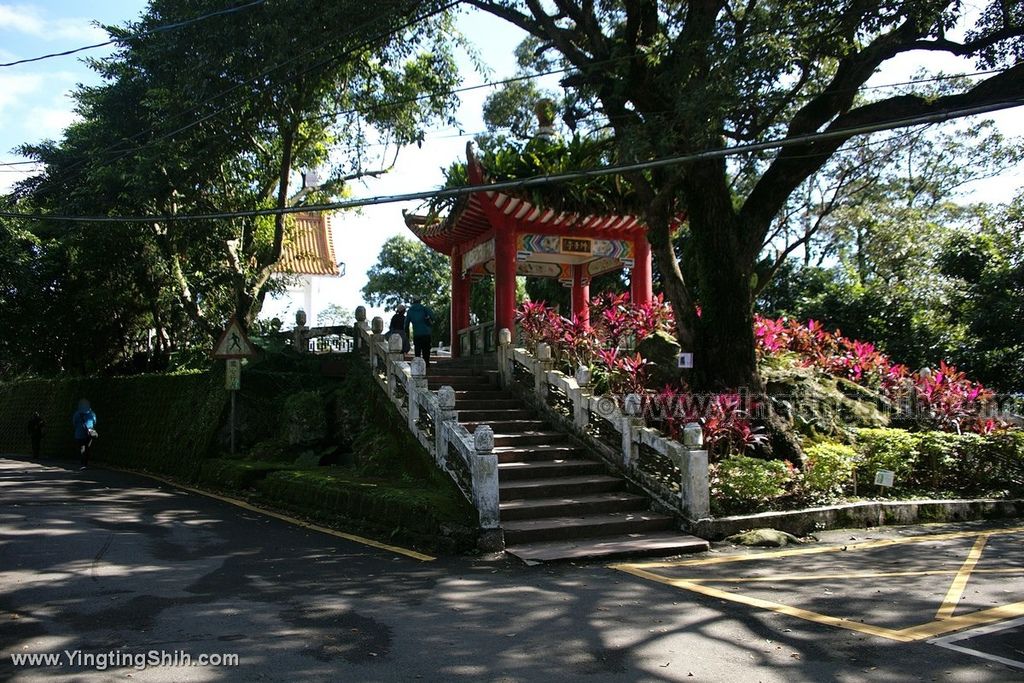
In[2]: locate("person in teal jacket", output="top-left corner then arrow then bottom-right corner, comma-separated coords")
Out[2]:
72,399 -> 97,470
406,299 -> 435,369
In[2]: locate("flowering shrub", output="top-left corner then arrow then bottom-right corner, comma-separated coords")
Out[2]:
754,315 -> 998,434
646,387 -> 767,458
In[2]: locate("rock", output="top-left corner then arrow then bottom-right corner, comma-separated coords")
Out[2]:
726,528 -> 805,547
637,329 -> 683,388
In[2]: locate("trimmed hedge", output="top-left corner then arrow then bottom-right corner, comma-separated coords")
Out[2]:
854,428 -> 1024,496
0,371 -> 226,478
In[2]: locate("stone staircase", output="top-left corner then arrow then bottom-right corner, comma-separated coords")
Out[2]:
427,355 -> 708,562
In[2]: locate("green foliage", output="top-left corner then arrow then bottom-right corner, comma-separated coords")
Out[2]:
801,443 -> 857,496
854,428 -> 921,487
711,455 -> 794,514
0,371 -> 226,478
433,134 -> 636,216
362,235 -> 449,314
281,391 -> 328,446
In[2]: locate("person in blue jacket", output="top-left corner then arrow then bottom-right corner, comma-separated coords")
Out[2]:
406,299 -> 435,370
72,399 -> 97,470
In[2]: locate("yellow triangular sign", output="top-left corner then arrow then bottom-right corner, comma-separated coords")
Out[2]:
212,318 -> 257,359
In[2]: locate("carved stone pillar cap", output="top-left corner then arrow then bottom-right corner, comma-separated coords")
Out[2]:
683,421 -> 704,448
355,305 -> 367,322
438,385 -> 456,409
623,393 -> 643,416
574,364 -> 591,387
498,328 -> 513,346
388,333 -> 403,352
371,316 -> 384,334
411,357 -> 427,377
536,342 -> 552,361
474,425 -> 494,452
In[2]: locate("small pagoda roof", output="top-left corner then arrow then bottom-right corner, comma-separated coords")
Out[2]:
405,143 -> 647,255
274,212 -> 341,277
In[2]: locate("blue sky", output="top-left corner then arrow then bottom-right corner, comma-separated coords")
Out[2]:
1,2 -> 1022,321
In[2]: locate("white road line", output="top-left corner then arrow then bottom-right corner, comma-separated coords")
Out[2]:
929,615 -> 1024,671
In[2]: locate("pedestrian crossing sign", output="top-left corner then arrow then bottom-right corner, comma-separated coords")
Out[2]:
212,318 -> 257,359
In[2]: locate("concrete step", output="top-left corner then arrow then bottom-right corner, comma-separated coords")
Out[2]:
491,431 -> 569,447
427,379 -> 492,389
497,459 -> 605,481
453,390 -> 509,401
458,409 -> 536,422
463,420 -> 548,433
506,532 -> 710,563
502,511 -> 675,545
499,475 -> 624,501
460,398 -> 524,410
499,492 -> 650,521
494,444 -> 584,463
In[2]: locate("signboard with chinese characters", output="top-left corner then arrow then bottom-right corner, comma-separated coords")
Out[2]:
225,359 -> 242,391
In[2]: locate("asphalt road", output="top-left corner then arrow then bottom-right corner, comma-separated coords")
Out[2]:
1,457 -> 1021,682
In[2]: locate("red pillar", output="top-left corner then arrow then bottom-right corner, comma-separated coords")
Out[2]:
631,236 -> 653,307
493,221 -> 518,335
450,248 -> 470,358
571,264 -> 590,325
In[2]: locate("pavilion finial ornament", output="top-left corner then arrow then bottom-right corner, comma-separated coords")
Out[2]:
533,98 -> 558,142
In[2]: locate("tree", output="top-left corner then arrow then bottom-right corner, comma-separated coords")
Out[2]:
317,304 -> 354,327
15,0 -> 461,350
363,235 -> 451,314
467,1 -> 1024,456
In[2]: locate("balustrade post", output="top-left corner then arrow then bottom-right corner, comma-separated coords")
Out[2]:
471,425 -> 501,534
434,386 -> 457,467
534,342 -> 553,398
370,316 -> 384,370
408,357 -> 428,431
679,422 -> 711,519
573,365 -> 592,430
497,328 -> 513,388
353,306 -> 368,352
620,393 -> 644,470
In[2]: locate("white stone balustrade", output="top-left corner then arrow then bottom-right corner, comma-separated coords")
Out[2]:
352,323 -> 501,533
495,328 -> 711,521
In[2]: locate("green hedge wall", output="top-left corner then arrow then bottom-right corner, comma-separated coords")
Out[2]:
0,370 -> 226,478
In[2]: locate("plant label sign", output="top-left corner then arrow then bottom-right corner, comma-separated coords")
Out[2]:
225,359 -> 241,391
874,469 -> 895,488
677,353 -> 694,369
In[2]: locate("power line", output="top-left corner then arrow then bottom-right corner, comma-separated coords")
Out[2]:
0,0 -> 267,69
28,1 -> 460,189
3,98 -> 1019,224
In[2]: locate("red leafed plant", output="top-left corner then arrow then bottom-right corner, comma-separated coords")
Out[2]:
646,385 -> 767,458
914,361 -> 994,434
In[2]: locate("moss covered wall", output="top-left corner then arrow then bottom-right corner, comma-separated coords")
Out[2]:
0,370 -> 226,478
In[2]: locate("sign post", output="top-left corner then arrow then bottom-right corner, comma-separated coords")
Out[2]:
212,319 -> 257,455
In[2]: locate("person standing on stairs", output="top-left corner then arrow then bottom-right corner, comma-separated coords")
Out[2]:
406,299 -> 435,371
389,304 -> 410,354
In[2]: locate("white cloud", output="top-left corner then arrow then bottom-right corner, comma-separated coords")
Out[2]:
0,4 -> 107,42
26,105 -> 79,138
0,72 -> 43,112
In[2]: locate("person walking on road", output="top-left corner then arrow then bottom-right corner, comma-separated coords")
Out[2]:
72,399 -> 98,470
389,304 -> 410,354
406,299 -> 435,370
27,412 -> 44,459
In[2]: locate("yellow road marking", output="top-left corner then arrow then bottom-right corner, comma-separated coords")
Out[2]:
935,533 -> 990,620
902,601 -> 1024,640
100,465 -> 436,562
613,526 -> 1024,643
676,567 -> 1024,584
616,566 -> 917,642
611,525 -> 1024,572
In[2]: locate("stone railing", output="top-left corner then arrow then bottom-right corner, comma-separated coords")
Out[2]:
496,329 -> 710,521
353,313 -> 502,548
457,320 -> 497,356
